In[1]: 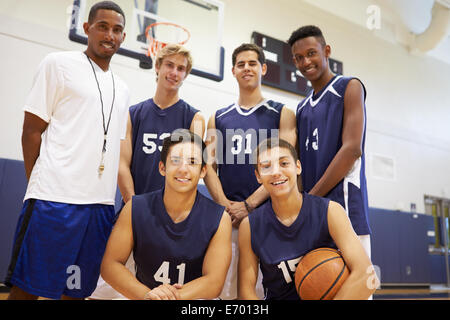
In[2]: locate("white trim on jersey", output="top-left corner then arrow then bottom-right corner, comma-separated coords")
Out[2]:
216,99 -> 280,118
216,104 -> 236,119
297,76 -> 343,115
310,75 -> 343,107
343,156 -> 362,216
328,85 -> 342,99
297,95 -> 311,112
296,75 -> 343,115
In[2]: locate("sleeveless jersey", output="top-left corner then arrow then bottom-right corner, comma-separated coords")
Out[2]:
129,98 -> 199,195
215,100 -> 283,201
132,189 -> 224,288
249,193 -> 335,300
296,75 -> 371,235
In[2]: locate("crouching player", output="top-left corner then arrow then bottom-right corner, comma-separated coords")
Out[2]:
101,129 -> 232,299
238,138 -> 378,300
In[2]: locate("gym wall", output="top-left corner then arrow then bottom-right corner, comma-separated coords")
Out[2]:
0,0 -> 449,213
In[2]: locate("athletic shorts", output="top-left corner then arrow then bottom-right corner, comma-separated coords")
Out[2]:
219,228 -> 265,300
5,199 -> 115,299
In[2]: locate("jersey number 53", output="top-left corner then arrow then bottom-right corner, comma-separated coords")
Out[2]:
142,133 -> 171,154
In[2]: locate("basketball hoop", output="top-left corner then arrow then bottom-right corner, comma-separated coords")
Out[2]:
145,22 -> 191,58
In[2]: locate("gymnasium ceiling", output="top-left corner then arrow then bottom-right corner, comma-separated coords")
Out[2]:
302,0 -> 450,65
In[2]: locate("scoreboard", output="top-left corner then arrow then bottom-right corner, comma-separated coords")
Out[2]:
251,31 -> 343,97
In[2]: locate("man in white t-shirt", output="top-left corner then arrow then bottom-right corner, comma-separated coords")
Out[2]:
5,1 -> 130,300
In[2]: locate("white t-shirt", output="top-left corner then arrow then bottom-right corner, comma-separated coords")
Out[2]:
24,51 -> 130,205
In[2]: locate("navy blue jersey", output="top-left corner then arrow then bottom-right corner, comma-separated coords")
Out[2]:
129,98 -> 199,195
296,75 -> 371,235
249,193 -> 335,300
215,100 -> 283,201
132,189 -> 224,288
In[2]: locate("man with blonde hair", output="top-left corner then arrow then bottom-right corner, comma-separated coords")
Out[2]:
119,43 -> 204,203
90,43 -> 205,300
153,44 -> 193,79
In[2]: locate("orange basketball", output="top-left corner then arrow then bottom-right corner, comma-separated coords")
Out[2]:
294,248 -> 349,300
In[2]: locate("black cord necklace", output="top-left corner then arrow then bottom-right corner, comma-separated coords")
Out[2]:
84,52 -> 116,176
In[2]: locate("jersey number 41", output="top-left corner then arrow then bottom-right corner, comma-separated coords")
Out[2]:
154,261 -> 186,285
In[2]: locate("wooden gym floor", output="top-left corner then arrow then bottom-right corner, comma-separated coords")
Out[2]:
372,285 -> 450,300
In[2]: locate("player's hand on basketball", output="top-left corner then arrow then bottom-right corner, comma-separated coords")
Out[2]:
228,201 -> 248,228
144,283 -> 182,300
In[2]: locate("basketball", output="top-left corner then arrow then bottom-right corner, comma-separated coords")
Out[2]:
294,248 -> 349,300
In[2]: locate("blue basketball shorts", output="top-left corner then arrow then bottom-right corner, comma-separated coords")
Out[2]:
5,199 -> 115,299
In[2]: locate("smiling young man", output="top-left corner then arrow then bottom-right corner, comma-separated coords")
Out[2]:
101,129 -> 231,300
287,25 -> 372,258
238,138 -> 378,300
203,43 -> 296,299
118,44 -> 205,205
91,44 -> 206,299
5,1 -> 129,300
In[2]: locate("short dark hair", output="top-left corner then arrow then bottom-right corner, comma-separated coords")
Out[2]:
88,1 -> 126,26
160,129 -> 207,167
232,43 -> 265,66
253,138 -> 298,172
287,25 -> 326,48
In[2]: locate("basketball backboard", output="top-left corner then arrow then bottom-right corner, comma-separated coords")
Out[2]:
69,0 -> 225,81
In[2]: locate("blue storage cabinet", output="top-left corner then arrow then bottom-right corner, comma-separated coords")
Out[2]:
0,159 -> 27,282
398,213 -> 430,283
369,208 -> 432,284
370,208 -> 402,283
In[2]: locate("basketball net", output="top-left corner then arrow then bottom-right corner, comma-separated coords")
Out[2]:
145,22 -> 191,58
